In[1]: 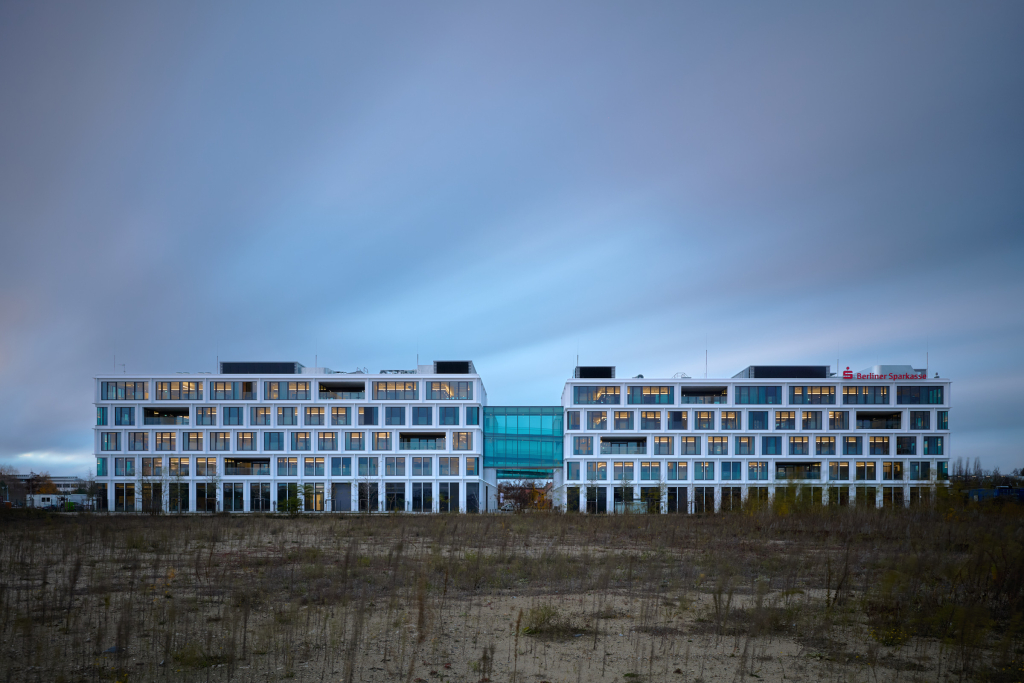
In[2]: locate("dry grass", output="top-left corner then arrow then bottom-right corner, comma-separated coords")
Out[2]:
0,499 -> 1021,682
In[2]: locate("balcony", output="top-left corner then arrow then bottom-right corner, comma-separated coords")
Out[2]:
775,463 -> 822,480
600,438 -> 646,455
319,381 -> 365,400
856,412 -> 902,429
400,433 -> 446,450
144,408 -> 189,426
223,459 -> 271,476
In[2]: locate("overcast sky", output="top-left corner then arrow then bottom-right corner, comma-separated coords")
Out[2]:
1,2 -> 1022,476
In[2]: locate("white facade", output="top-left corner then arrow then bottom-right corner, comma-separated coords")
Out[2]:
559,365 -> 951,512
93,362 -> 487,513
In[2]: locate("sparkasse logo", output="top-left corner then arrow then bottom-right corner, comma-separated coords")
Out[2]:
843,366 -> 853,379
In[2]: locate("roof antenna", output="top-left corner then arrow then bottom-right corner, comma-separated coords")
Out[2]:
705,334 -> 708,379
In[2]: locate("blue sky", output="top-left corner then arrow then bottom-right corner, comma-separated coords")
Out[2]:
1,2 -> 1022,476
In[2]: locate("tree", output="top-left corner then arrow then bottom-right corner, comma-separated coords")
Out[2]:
497,480 -> 551,512
0,465 -> 24,504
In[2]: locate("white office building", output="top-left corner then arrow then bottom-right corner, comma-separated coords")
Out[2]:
557,364 -> 950,513
94,361 -> 489,513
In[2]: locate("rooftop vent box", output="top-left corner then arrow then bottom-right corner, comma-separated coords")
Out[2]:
733,365 -> 830,379
575,366 -> 616,379
220,362 -> 303,375
434,361 -> 475,374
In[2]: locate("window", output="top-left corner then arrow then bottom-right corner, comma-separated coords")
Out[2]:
305,407 -> 325,426
938,411 -> 948,430
128,432 -> 148,451
156,432 -> 176,451
330,407 -> 351,426
829,461 -> 849,481
373,432 -> 392,450
829,411 -> 849,430
374,381 -> 418,400
223,407 -> 242,425
196,457 -> 216,476
695,411 -> 714,430
790,386 -> 836,404
937,461 -> 948,480
910,411 -> 930,430
412,482 -> 432,512
169,457 -> 189,477
816,436 -> 836,455
789,436 -> 809,455
736,386 -> 782,404
775,411 -> 795,430
400,434 -> 445,450
924,436 -> 943,455
640,461 -> 660,481
640,411 -> 661,430
346,432 -> 365,451
358,406 -> 378,426
101,381 -> 148,400
439,407 -> 459,425
264,432 -> 284,451
291,432 -> 311,451
385,407 -> 405,426
667,411 -> 687,430
802,411 -> 822,430
856,462 -> 876,481
288,382 -> 310,400
97,407 -> 108,426
211,432 -> 230,451
842,386 -> 889,405
236,432 -> 255,451
897,386 -> 943,405
183,432 -> 203,451
194,407 -> 215,426
428,381 -> 473,400
748,461 -> 768,481
586,461 -> 607,480
736,436 -> 754,455
412,457 -> 431,476
278,407 -> 298,426
141,457 -> 162,477
301,457 -> 324,477
574,436 -> 593,455
613,411 -> 634,430
277,457 -> 298,476
114,458 -> 136,477
680,436 -> 700,455
654,436 -> 672,455
114,407 -> 135,426
413,407 -> 432,425
869,436 -> 889,456
748,411 -> 768,430
708,436 -> 728,455
318,432 -> 338,451
466,457 -> 479,476
613,461 -> 634,480
667,462 -> 688,480
100,432 -> 120,451
842,436 -> 862,456
168,482 -> 189,512
896,436 -> 916,455
909,461 -> 931,481
762,436 -> 781,455
694,461 -> 714,480
573,386 -> 620,404
856,412 -> 901,429
331,456 -> 351,477
156,381 -> 202,400
679,388 -> 727,404
466,407 -> 480,426
717,411 -> 736,430
627,386 -> 673,404
566,411 -> 580,430
587,411 -> 607,430
453,432 -> 472,450
251,407 -> 270,426
439,457 -> 459,476
567,462 -> 581,480
721,462 -> 742,481
882,461 -> 903,481
211,381 -> 255,400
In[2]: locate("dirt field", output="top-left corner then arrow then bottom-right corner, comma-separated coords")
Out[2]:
0,504 -> 1021,682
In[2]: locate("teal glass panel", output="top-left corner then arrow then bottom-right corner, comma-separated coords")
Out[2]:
484,407 -> 564,472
